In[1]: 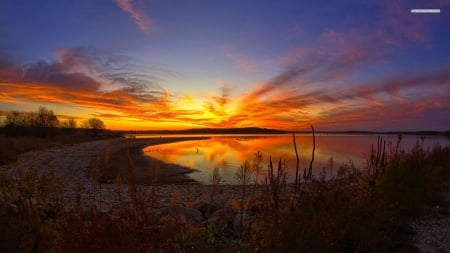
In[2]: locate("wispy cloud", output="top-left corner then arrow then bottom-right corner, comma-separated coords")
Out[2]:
227,53 -> 256,73
0,47 -> 170,118
0,47 -> 244,128
224,64 -> 450,130
215,13 -> 450,131
115,0 -> 153,32
378,0 -> 431,44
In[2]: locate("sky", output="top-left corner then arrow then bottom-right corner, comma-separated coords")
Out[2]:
1,0 -> 449,131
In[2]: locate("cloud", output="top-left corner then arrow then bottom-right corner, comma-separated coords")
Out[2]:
227,53 -> 256,73
222,0 -> 447,130
379,0 -> 430,43
21,60 -> 102,91
115,0 -> 153,32
2,0 -> 449,131
222,59 -> 450,130
0,47 -> 177,121
0,46 -> 247,129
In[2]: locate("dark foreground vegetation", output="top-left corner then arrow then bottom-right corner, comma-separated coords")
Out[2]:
0,128 -> 449,253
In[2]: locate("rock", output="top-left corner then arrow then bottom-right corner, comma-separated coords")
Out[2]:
193,198 -> 224,218
169,205 -> 203,224
207,205 -> 235,226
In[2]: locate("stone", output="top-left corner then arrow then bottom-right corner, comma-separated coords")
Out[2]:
193,198 -> 224,218
207,205 -> 235,226
169,205 -> 203,224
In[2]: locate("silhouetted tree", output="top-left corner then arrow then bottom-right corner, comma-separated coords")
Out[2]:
2,107 -> 58,136
83,118 -> 105,136
36,106 -> 58,129
3,111 -> 22,135
60,118 -> 77,129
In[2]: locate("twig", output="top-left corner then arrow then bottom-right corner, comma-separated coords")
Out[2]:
293,133 -> 300,188
307,125 -> 315,180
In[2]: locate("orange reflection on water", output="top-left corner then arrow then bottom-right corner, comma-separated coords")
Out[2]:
142,134 -> 448,184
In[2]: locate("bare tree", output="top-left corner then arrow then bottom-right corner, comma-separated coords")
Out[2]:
2,107 -> 58,136
61,118 -> 77,129
83,118 -> 105,136
36,106 -> 58,128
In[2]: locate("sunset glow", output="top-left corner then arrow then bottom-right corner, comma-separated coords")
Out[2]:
1,0 -> 449,131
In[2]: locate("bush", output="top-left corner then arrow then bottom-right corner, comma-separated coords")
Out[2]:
268,142 -> 449,253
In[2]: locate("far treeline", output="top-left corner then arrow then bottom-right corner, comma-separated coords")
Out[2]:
0,106 -> 106,137
121,128 -> 450,137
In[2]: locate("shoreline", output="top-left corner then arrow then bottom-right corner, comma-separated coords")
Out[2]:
0,136 -> 209,188
1,136 -> 448,252
108,137 -> 208,185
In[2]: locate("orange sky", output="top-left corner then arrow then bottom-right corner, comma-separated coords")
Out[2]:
1,71 -> 448,131
1,0 -> 450,131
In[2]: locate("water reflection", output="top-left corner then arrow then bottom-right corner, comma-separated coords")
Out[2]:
142,134 -> 449,184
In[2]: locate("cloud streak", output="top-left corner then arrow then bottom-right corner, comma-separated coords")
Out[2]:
208,0 -> 449,131
0,47 -> 246,129
227,53 -> 256,73
235,65 -> 450,130
115,0 -> 153,32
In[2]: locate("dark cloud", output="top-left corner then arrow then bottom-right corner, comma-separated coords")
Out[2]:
0,46 -> 172,108
22,60 -> 101,91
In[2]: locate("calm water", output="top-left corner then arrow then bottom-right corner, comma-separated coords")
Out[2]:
142,134 -> 449,184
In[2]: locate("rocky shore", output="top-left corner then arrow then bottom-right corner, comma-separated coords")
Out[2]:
412,189 -> 450,253
1,137 -> 448,252
0,137 -> 211,203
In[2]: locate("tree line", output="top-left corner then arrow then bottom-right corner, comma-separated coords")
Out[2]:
1,106 -> 105,137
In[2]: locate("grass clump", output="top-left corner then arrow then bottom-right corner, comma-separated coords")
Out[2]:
0,167 -> 64,252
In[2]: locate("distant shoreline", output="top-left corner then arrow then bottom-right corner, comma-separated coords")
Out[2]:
113,127 -> 450,138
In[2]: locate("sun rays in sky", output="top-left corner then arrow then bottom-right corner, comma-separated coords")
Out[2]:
1,0 -> 449,131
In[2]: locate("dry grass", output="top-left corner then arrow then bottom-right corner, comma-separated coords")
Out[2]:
0,133 -> 449,252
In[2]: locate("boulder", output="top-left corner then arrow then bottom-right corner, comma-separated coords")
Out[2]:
169,205 -> 203,224
193,198 -> 224,218
207,205 -> 235,226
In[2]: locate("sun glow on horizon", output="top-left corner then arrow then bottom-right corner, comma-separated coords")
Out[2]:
1,1 -> 449,131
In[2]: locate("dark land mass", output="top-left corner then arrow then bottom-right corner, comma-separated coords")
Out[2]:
114,127 -> 450,137
116,127 -> 287,135
294,130 -> 450,137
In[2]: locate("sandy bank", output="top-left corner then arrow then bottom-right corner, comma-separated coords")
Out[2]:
1,136 -> 207,183
108,137 -> 208,185
0,136 -> 209,199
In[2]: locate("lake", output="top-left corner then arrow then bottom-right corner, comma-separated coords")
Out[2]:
141,134 -> 450,184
